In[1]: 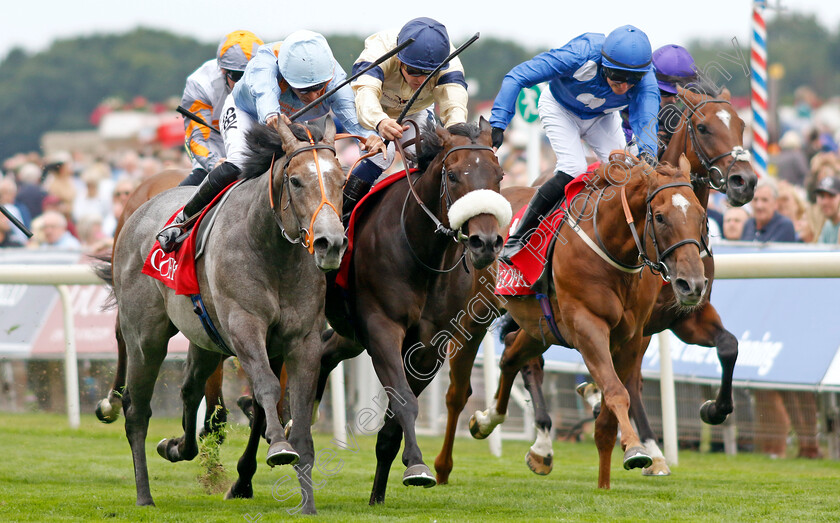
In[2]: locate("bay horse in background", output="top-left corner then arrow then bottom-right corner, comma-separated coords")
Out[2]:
94,169 -> 233,441
468,154 -> 708,489
434,85 -> 757,484
308,117 -> 509,505
95,117 -> 346,514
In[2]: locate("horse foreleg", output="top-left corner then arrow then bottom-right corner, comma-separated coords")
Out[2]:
95,316 -> 126,423
671,304 -> 736,425
519,356 -> 554,475
434,336 -> 480,485
369,412 -> 405,505
199,358 -> 227,441
594,400 -> 620,489
157,344 -> 222,463
625,336 -> 670,476
470,330 -> 544,439
225,397 -> 265,499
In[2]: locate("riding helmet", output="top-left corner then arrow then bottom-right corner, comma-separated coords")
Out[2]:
217,30 -> 264,72
653,45 -> 697,94
397,17 -> 451,71
277,30 -> 335,89
600,25 -> 652,73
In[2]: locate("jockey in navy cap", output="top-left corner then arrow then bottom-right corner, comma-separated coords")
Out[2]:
342,17 -> 468,223
490,25 -> 660,263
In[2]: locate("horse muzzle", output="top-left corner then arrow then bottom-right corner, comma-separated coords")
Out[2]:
724,167 -> 757,207
672,274 -> 708,308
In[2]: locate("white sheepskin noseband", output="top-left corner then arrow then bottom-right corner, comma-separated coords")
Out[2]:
447,189 -> 512,230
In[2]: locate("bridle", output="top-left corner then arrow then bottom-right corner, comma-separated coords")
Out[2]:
682,98 -> 752,192
268,127 -> 339,253
571,178 -> 705,282
397,125 -> 497,273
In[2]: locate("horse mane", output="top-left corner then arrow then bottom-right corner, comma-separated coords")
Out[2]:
416,121 -> 484,172
589,157 -> 686,193
240,121 -> 326,180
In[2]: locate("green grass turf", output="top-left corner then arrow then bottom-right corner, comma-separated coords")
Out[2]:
0,412 -> 838,521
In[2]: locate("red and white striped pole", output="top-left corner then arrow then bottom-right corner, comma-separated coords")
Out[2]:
750,0 -> 768,178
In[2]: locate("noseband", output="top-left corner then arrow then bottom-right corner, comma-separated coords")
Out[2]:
268,128 -> 339,253
683,98 -> 752,192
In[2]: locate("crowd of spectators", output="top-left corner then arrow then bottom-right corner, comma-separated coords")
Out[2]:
0,147 -> 191,255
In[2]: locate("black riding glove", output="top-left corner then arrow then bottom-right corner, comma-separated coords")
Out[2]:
639,151 -> 657,167
491,127 -> 505,149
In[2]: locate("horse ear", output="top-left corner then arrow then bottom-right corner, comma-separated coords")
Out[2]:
479,115 -> 491,134
321,115 -> 336,145
720,87 -> 732,101
678,153 -> 691,175
436,123 -> 452,144
273,120 -> 300,152
677,85 -> 698,109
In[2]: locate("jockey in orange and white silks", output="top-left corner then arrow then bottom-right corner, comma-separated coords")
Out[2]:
180,30 -> 263,186
340,17 -> 469,222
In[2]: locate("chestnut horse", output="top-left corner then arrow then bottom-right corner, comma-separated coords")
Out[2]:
433,85 -> 756,483
468,154 -> 708,488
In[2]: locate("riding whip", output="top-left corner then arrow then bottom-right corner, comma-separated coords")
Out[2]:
289,37 -> 416,122
0,204 -> 33,238
176,106 -> 221,134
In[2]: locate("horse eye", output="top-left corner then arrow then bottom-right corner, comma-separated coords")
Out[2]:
697,124 -> 708,134
289,176 -> 303,188
447,170 -> 458,182
655,213 -> 665,224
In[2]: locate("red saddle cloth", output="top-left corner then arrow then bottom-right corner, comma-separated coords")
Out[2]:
141,182 -> 237,295
335,169 -> 416,291
495,169 -> 594,296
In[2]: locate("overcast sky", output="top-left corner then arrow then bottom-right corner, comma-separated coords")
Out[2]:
3,0 -> 837,60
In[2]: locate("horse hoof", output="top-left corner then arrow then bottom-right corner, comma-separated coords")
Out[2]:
266,442 -> 299,467
468,414 -> 489,440
699,400 -> 729,425
156,438 -> 181,462
403,464 -> 436,488
525,450 -> 553,475
95,399 -> 120,423
623,446 -> 652,470
224,482 -> 253,500
642,457 -> 671,476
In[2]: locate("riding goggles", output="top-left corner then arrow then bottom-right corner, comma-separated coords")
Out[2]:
225,70 -> 245,83
293,81 -> 328,94
403,64 -> 435,77
603,67 -> 645,86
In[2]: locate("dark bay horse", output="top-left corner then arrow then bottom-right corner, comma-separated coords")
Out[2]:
433,85 -> 757,483
312,118 -> 510,504
97,117 -> 346,514
468,155 -> 708,489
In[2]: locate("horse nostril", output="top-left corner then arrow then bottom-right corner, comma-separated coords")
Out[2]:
730,175 -> 745,189
313,237 -> 329,254
494,235 -> 503,252
341,236 -> 349,251
468,235 -> 484,251
675,277 -> 691,295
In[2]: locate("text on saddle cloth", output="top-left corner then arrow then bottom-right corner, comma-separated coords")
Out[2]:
495,174 -> 590,297
141,180 -> 241,295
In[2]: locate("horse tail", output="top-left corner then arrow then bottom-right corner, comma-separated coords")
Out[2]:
89,252 -> 117,310
496,312 -> 520,343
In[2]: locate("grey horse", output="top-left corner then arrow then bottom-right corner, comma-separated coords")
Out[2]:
97,117 -> 346,515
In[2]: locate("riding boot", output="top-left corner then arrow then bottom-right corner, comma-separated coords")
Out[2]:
157,161 -> 241,252
341,159 -> 381,226
499,170 -> 575,264
179,166 -> 209,187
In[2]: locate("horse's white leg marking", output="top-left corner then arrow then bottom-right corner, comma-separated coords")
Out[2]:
530,427 -> 554,458
474,406 -> 506,433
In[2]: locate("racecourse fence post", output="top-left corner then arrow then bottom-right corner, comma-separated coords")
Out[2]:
658,331 -> 678,465
57,285 -> 80,429
481,332 -> 502,457
330,361 -> 347,443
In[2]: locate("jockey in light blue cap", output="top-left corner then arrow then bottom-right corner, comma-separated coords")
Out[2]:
158,30 -> 384,252
490,25 -> 660,263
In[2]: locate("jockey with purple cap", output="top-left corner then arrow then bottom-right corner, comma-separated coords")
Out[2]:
341,17 -> 469,222
490,25 -> 660,263
157,30 -> 384,252
180,30 -> 264,187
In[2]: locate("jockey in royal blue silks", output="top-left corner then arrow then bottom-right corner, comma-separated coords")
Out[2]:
157,29 -> 384,253
489,25 -> 661,263
340,17 -> 469,223
179,30 -> 264,187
